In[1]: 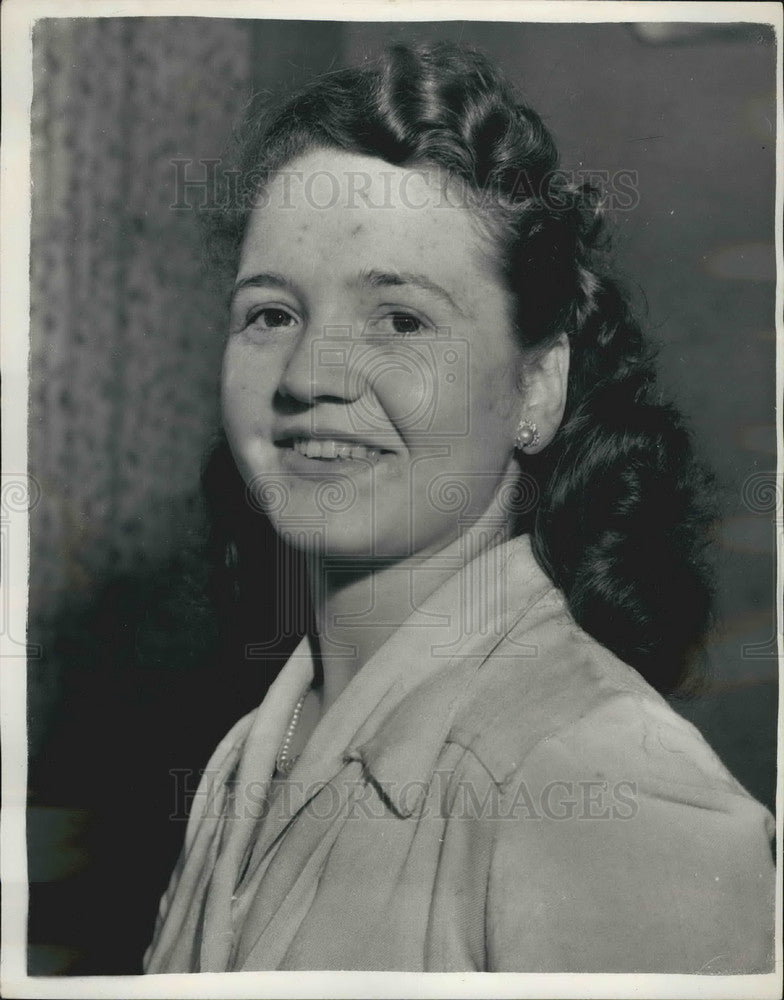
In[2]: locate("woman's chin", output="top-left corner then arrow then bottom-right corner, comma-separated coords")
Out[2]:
267,514 -> 428,562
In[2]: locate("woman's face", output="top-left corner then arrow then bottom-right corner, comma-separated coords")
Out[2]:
222,148 -> 527,559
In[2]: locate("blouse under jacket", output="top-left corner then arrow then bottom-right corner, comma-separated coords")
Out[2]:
143,533 -> 775,974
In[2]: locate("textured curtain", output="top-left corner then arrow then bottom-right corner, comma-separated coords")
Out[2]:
27,17 -> 343,974
29,17 -> 253,746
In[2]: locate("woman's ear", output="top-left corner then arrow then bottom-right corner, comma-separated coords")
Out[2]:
516,333 -> 570,453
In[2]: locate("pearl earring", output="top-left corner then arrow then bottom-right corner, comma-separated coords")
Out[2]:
515,418 -> 540,450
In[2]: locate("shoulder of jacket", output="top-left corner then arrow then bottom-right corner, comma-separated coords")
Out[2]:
445,590 -> 746,806
203,705 -> 259,774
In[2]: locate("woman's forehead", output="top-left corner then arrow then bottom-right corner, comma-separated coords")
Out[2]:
260,147 -> 458,211
239,148 -> 498,283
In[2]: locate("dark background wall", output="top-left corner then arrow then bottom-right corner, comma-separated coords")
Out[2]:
27,17 -> 777,975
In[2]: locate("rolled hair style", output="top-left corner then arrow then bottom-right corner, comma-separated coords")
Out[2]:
205,42 -> 716,695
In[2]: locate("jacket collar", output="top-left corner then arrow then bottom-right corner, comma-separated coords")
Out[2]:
341,532 -> 555,817
235,532 -> 555,891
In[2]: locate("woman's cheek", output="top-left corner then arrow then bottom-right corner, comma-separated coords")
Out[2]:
221,351 -> 268,451
474,351 -> 520,424
364,370 -> 423,445
220,351 -> 247,430
370,344 -> 464,444
223,340 -> 278,404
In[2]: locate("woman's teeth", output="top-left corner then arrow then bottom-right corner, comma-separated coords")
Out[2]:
292,438 -> 384,462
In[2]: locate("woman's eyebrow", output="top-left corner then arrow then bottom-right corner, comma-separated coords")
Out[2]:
232,271 -> 297,297
357,268 -> 467,316
231,268 -> 468,317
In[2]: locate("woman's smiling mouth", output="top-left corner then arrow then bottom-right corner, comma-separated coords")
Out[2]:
276,437 -> 395,464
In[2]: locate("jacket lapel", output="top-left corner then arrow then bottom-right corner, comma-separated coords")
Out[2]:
345,534 -> 555,816
236,533 -> 553,872
229,535 -> 556,970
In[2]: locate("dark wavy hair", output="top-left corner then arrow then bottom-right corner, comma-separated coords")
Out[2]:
202,41 -> 716,695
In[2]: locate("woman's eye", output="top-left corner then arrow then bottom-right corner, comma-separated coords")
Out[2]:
248,307 -> 296,330
370,312 -> 428,337
391,313 -> 423,335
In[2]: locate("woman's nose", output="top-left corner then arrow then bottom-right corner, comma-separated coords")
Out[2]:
277,321 -> 362,404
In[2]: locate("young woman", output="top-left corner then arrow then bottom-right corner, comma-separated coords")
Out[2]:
143,42 -> 774,974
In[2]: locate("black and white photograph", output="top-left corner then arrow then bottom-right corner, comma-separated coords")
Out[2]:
1,1 -> 781,996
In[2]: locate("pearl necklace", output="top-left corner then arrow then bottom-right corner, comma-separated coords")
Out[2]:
276,688 -> 308,776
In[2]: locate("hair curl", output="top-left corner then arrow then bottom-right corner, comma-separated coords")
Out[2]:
203,42 -> 716,695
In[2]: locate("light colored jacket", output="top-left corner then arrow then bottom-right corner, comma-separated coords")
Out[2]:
144,534 -> 774,973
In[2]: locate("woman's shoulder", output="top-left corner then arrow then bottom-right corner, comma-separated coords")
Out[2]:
200,705 -> 260,776
445,591 -> 775,973
448,588 -> 767,817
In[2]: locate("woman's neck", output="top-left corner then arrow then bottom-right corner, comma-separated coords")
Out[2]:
305,489 -> 519,714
